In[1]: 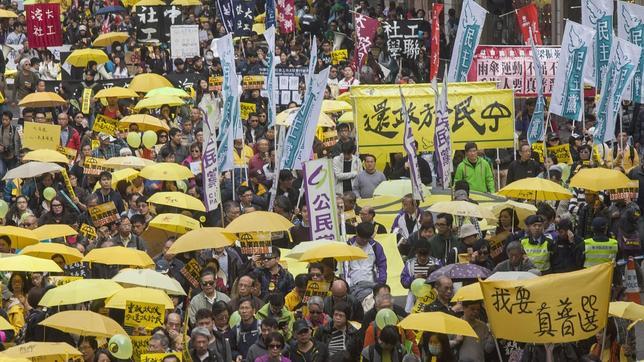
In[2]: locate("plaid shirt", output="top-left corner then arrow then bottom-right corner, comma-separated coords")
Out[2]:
91,143 -> 123,159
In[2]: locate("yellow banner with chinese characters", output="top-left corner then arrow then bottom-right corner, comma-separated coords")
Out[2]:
351,83 -> 514,156
480,263 -> 612,343
531,143 -> 573,164
23,122 -> 61,150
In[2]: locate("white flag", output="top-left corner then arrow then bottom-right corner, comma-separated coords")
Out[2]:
581,0 -> 613,91
400,88 -> 425,202
447,0 -> 487,82
617,1 -> 644,103
264,26 -> 277,128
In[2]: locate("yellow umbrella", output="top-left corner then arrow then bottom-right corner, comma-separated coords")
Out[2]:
92,32 -> 130,47
112,268 -> 186,296
149,213 -> 201,234
83,246 -> 155,268
0,9 -> 18,18
120,114 -> 170,132
39,279 -> 123,307
252,23 -> 266,34
18,92 -> 66,108
569,168 -> 635,191
497,177 -> 572,201
336,91 -> 350,102
23,149 -> 68,164
33,224 -> 78,241
171,0 -> 201,5
276,108 -> 335,128
2,161 -> 62,180
0,342 -> 81,360
283,240 -> 336,260
224,211 -> 293,234
427,201 -> 497,221
39,311 -> 127,338
0,357 -> 30,362
608,301 -> 644,322
105,287 -> 174,309
451,283 -> 483,302
19,242 -> 83,264
0,255 -> 62,273
93,168 -> 140,191
134,96 -> 185,110
130,0 -> 165,6
373,179 -> 431,198
140,162 -> 193,181
321,99 -> 352,113
0,315 -> 14,331
94,86 -> 139,99
147,191 -> 206,212
397,312 -> 478,338
145,87 -> 191,98
66,49 -> 109,67
167,227 -> 234,254
0,226 -> 39,249
337,111 -> 353,123
487,200 -> 537,228
291,242 -> 368,262
129,73 -> 174,93
103,156 -> 155,170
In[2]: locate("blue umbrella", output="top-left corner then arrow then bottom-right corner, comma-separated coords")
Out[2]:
96,6 -> 127,14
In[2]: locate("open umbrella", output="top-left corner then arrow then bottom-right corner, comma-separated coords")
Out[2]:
140,162 -> 193,181
66,49 -> 109,67
92,32 -> 130,47
487,271 -> 539,281
93,168 -> 140,191
608,301 -> 644,322
105,287 -> 174,309
451,283 -> 483,302
276,108 -> 335,128
19,242 -> 83,264
0,315 -> 14,331
0,226 -> 39,249
569,168 -> 635,191
149,213 -> 201,234
498,177 -> 572,201
39,279 -> 123,307
39,311 -> 127,338
129,73 -> 173,93
2,161 -> 62,180
130,0 -> 165,6
426,263 -> 491,283
134,96 -> 185,110
95,5 -> 127,14
120,114 -> 170,132
321,99 -> 351,113
147,191 -> 206,212
336,91 -> 350,102
284,240 -> 337,260
94,86 -> 139,99
83,246 -> 155,268
0,342 -> 82,360
373,179 -> 431,198
113,268 -> 186,296
337,111 -> 353,123
224,211 -> 293,234
0,255 -> 62,273
18,92 -> 66,108
145,87 -> 191,98
33,224 -> 78,241
289,242 -> 367,262
397,312 -> 478,338
487,200 -> 537,228
0,9 -> 18,18
428,201 -> 497,221
171,0 -> 201,5
167,227 -> 233,254
103,156 -> 155,170
23,149 -> 68,164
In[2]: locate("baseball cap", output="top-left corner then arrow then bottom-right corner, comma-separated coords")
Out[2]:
293,320 -> 310,334
155,259 -> 170,274
98,132 -> 110,141
547,132 -> 559,141
453,189 -> 468,201
458,224 -> 478,238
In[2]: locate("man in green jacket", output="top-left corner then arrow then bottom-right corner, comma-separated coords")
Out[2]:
453,142 -> 495,193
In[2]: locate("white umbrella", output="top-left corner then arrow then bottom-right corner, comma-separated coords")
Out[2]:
2,162 -> 62,180
487,271 -> 540,281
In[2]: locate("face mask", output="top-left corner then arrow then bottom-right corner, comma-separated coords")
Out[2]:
428,345 -> 441,355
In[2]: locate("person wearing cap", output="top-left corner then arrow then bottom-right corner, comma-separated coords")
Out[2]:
520,214 -> 554,273
578,217 -> 618,268
569,132 -> 584,162
550,219 -> 583,273
450,223 -> 481,265
288,319 -> 330,362
453,142 -> 495,193
576,189 -> 609,239
506,143 -> 541,184
546,132 -> 561,147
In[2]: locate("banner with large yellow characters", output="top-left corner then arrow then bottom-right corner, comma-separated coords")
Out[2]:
350,83 -> 515,156
480,263 -> 613,344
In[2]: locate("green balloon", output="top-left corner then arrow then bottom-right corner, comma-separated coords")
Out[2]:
127,132 -> 142,149
229,311 -> 241,328
0,200 -> 8,218
43,187 -> 57,201
142,130 -> 158,149
176,180 -> 187,193
108,334 -> 133,359
375,308 -> 397,329
411,278 -> 431,297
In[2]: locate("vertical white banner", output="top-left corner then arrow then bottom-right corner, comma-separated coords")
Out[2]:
617,1 -> 644,103
447,0 -> 487,82
303,158 -> 340,241
400,88 -> 425,202
581,0 -> 613,91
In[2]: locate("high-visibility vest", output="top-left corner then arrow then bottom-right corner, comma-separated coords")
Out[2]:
521,238 -> 551,271
583,238 -> 618,268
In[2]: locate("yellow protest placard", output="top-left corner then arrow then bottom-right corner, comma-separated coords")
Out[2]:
83,156 -> 111,176
92,114 -> 119,136
91,139 -> 100,150
48,276 -> 83,286
240,102 -> 257,121
303,280 -> 330,303
241,75 -> 264,90
351,83 -> 513,158
82,88 -> 93,114
131,335 -> 152,362
179,258 -> 202,289
531,143 -> 573,164
141,353 -> 182,362
57,146 -> 78,163
208,76 -> 223,91
88,201 -> 119,227
125,301 -> 165,329
23,122 -> 61,150
412,287 -> 437,313
480,263 -> 612,343
60,168 -> 77,200
79,223 -> 97,239
237,231 -> 272,255
332,49 -> 348,65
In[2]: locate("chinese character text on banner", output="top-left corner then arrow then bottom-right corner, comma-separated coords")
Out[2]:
26,4 -> 62,48
447,0 -> 487,82
581,0 -> 613,91
617,1 -> 644,103
303,158 -> 340,241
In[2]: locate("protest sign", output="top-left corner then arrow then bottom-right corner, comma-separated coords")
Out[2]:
276,0 -> 295,34
83,157 -> 111,176
161,6 -> 183,42
355,14 -> 379,69
617,1 -> 644,103
136,6 -> 162,42
265,26 -> 277,128
92,115 -> 118,136
26,3 -> 62,48
49,276 -> 82,286
303,158 -> 340,241
527,31 -> 547,146
233,0 -> 254,37
582,0 -> 613,91
202,136 -> 220,212
238,232 -> 272,255
331,49 -> 348,65
242,75 -> 265,90
239,102 -> 257,120
131,335 -> 152,362
433,77 -> 452,189
64,262 -> 89,278
170,25 -> 200,59
351,84 -> 515,157
531,143 -> 574,164
412,288 -> 437,313
208,76 -> 223,91
60,169 -> 77,200
82,88 -> 92,114
382,20 -> 424,60
215,0 -> 234,34
125,301 -> 165,329
57,146 -> 78,163
430,4 -> 443,81
400,89 -> 425,201
481,263 -> 612,343
23,122 -> 60,150
303,280 -> 330,303
141,353 -> 182,362
179,258 -> 202,288
89,201 -> 119,227
448,0 -> 487,82
79,224 -> 97,239
515,4 -> 542,45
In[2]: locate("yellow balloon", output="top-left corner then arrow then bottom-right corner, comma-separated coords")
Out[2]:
142,130 -> 157,149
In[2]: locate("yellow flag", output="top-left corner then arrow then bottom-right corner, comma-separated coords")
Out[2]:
480,263 -> 613,343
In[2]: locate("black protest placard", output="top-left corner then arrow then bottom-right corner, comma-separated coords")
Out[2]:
233,0 -> 255,37
382,20 -> 425,60
136,6 -> 162,43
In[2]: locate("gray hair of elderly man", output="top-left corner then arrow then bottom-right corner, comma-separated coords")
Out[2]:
191,326 -> 212,341
306,296 -> 324,309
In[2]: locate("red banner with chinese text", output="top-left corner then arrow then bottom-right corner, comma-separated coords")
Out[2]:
354,14 -> 379,70
26,3 -> 62,48
515,4 -> 542,45
430,3 -> 443,81
276,0 -> 295,34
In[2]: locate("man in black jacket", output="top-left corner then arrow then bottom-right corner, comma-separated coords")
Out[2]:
506,143 -> 541,184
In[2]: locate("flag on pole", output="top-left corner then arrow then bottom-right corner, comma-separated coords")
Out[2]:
265,26 -> 277,128
581,0 -> 613,91
515,4 -> 542,45
276,0 -> 295,34
593,38 -> 641,143
430,3 -> 444,81
549,21 -> 595,124
354,14 -> 379,70
400,88 -> 425,202
617,1 -> 644,103
432,73 -> 451,189
215,34 -> 237,171
306,35 -> 318,91
202,136 -> 221,212
265,0 -> 276,29
527,27 -> 546,146
447,0 -> 487,82
215,0 -> 235,34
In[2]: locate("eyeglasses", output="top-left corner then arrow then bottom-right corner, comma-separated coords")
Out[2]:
268,344 -> 282,349
309,310 -> 321,314
309,272 -> 322,278
51,203 -> 62,207
201,280 -> 215,286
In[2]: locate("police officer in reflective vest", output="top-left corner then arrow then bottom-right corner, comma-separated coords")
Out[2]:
520,215 -> 554,274
580,217 -> 618,268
